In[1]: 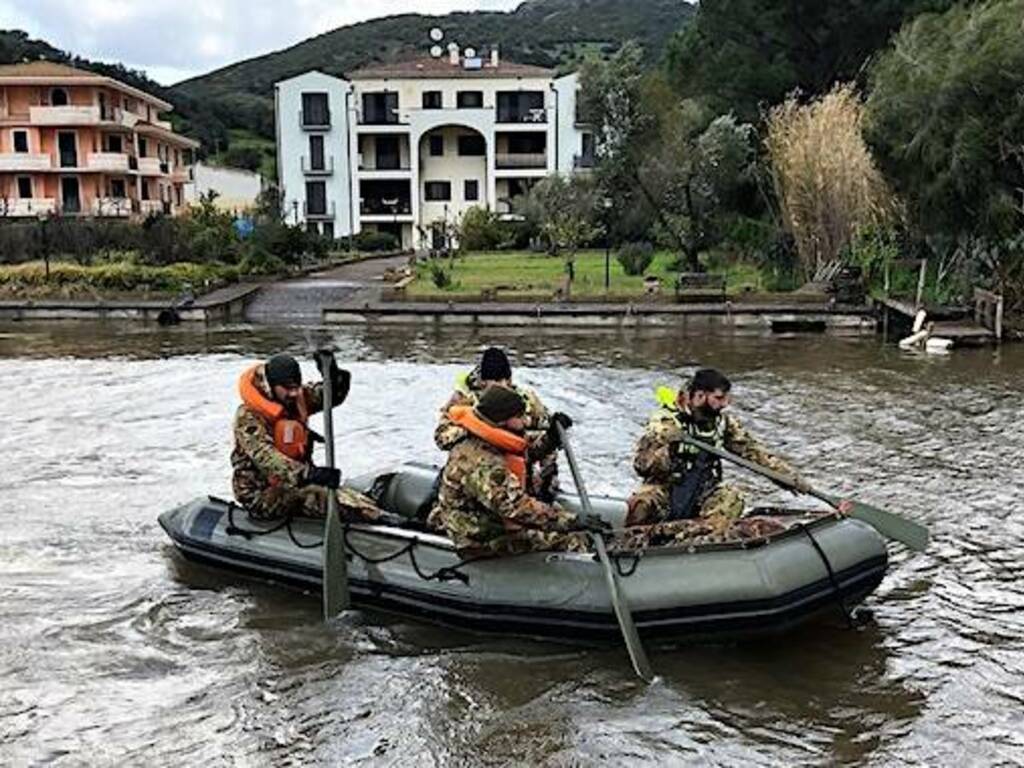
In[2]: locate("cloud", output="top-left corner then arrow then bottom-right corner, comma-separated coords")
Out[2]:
0,0 -> 523,84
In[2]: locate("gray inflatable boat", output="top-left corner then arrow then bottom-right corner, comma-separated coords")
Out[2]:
159,463 -> 888,641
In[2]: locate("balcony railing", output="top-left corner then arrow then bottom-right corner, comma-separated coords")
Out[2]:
0,198 -> 57,217
360,200 -> 412,216
88,152 -> 130,172
139,200 -> 166,216
573,153 -> 596,169
0,153 -> 51,171
299,109 -> 331,130
93,197 -> 133,217
496,152 -> 547,170
137,157 -> 163,175
29,105 -> 101,126
304,200 -> 336,220
301,155 -> 334,175
496,108 -> 548,124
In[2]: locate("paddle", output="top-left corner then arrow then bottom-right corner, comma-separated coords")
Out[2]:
556,423 -> 654,683
315,349 -> 350,619
678,434 -> 930,552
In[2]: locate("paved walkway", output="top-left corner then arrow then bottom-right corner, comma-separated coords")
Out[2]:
244,254 -> 409,323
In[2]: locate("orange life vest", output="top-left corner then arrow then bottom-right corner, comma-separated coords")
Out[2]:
447,405 -> 528,486
238,364 -> 310,462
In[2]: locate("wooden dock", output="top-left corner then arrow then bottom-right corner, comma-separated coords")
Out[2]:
879,288 -> 1002,346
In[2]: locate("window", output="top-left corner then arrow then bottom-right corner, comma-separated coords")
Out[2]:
306,180 -> 327,215
422,91 -> 442,109
375,136 -> 400,170
464,180 -> 479,202
457,91 -> 483,109
306,222 -> 320,235
429,135 -> 444,157
106,135 -> 123,153
301,92 -> 330,127
110,179 -> 126,198
508,133 -> 545,153
16,177 -> 32,198
138,138 -> 148,158
309,134 -> 325,171
12,130 -> 28,153
362,92 -> 398,125
581,132 -> 595,157
141,179 -> 151,200
457,134 -> 485,156
424,181 -> 451,201
322,221 -> 335,240
50,88 -> 69,107
496,91 -> 545,123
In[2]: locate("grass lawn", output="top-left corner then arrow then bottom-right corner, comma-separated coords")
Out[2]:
408,250 -> 767,299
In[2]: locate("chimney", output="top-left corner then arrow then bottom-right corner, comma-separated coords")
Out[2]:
449,45 -> 460,66
491,46 -> 500,68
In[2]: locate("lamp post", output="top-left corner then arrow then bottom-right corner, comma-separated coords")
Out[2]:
602,196 -> 614,292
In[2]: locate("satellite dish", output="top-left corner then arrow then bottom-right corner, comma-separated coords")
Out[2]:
430,27 -> 444,42
430,45 -> 443,59
464,47 -> 477,58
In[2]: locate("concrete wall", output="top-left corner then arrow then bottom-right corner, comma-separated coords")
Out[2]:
184,162 -> 262,211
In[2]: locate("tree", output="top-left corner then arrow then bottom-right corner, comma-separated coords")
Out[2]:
664,0 -> 965,122
580,44 -> 756,270
516,174 -> 602,292
766,85 -> 897,280
866,0 -> 1024,245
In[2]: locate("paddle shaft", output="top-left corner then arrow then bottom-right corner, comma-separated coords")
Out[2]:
556,423 -> 654,683
678,434 -> 929,551
318,351 -> 349,618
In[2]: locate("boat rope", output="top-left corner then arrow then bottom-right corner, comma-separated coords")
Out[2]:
612,549 -> 643,578
797,523 -> 854,629
342,527 -> 489,585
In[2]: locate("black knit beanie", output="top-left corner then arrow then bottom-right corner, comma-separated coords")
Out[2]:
479,347 -> 512,382
475,385 -> 525,424
265,354 -> 302,388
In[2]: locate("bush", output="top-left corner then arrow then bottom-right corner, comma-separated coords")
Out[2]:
429,262 -> 452,289
354,230 -> 399,252
458,207 -> 504,251
616,241 -> 655,276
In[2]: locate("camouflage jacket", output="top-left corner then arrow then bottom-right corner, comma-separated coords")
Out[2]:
434,368 -> 551,453
427,433 -> 579,550
231,364 -> 325,507
633,402 -> 795,486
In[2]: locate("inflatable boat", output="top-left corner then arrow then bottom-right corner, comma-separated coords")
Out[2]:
159,463 -> 888,641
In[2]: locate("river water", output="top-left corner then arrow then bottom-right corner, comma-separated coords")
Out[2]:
0,321 -> 1021,766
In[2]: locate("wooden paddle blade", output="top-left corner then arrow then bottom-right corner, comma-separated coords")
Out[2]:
323,503 -> 348,618
822,493 -> 930,552
592,534 -> 655,683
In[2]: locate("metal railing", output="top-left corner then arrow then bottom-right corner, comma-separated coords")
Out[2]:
299,108 -> 331,129
301,155 -> 335,175
496,152 -> 547,169
303,200 -> 336,219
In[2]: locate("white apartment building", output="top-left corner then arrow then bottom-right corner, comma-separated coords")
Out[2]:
275,49 -> 595,250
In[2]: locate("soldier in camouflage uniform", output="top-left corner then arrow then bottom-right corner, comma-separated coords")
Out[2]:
626,368 -> 807,528
428,385 -> 602,555
231,354 -> 380,522
434,347 -> 561,501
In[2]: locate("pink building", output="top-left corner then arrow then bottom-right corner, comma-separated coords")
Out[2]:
0,61 -> 199,219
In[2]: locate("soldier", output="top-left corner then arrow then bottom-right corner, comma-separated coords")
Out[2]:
231,353 -> 380,522
626,368 -> 809,527
435,346 -> 561,501
427,385 -> 605,555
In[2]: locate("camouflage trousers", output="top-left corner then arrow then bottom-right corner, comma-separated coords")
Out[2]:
617,515 -> 788,550
625,482 -> 745,527
460,528 -> 592,556
248,484 -> 382,523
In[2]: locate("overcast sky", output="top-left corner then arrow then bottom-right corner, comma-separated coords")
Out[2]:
0,0 -> 523,85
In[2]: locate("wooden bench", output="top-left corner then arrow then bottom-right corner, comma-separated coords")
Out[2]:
675,272 -> 727,303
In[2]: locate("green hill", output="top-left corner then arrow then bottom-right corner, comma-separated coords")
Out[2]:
2,0 -> 695,167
